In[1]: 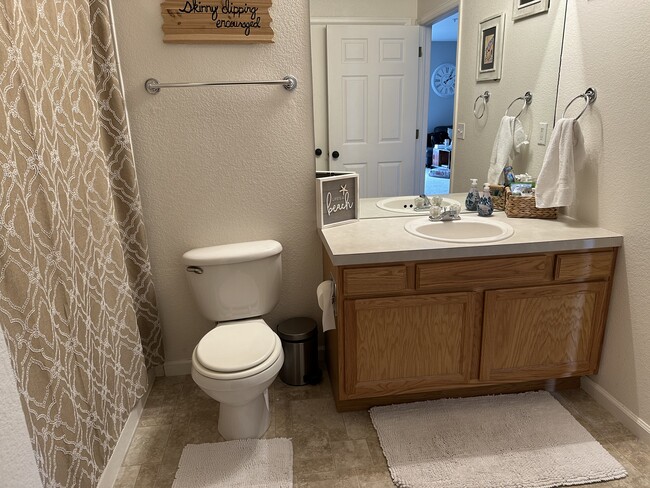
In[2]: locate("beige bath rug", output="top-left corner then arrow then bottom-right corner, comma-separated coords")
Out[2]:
370,391 -> 626,488
172,438 -> 293,487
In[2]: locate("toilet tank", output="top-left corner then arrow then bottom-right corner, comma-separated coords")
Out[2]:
182,240 -> 282,322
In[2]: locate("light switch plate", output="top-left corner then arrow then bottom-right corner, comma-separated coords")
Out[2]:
537,122 -> 548,145
456,123 -> 465,140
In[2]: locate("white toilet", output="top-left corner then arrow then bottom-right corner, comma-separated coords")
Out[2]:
182,240 -> 285,440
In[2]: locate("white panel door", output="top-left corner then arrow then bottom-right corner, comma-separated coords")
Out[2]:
326,25 -> 419,198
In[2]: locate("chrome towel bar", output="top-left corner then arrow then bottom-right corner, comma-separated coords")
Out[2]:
144,75 -> 298,94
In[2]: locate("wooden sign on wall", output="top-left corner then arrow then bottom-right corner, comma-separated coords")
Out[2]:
161,0 -> 273,44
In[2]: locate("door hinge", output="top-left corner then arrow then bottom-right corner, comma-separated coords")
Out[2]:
416,129 -> 420,140
418,46 -> 422,58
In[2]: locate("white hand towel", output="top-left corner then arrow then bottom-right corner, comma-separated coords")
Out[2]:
487,116 -> 529,184
535,118 -> 586,208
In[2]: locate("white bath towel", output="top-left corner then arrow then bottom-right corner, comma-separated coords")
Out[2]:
487,116 -> 528,184
535,118 -> 586,208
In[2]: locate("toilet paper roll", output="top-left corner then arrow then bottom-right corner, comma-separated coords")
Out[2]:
316,280 -> 336,332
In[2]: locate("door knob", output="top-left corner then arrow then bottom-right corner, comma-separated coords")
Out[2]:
332,151 -> 340,159
315,148 -> 322,156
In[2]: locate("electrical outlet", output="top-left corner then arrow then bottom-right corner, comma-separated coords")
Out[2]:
537,122 -> 548,145
456,123 -> 465,140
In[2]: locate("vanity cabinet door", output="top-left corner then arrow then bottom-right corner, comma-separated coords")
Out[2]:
480,282 -> 608,382
343,292 -> 479,398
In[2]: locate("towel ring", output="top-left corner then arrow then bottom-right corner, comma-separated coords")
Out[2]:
505,91 -> 533,118
473,91 -> 490,119
562,87 -> 597,120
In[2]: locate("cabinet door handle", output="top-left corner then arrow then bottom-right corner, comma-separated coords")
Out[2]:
332,150 -> 340,159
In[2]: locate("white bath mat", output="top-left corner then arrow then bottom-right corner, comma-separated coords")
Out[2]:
370,391 -> 626,488
172,438 -> 293,488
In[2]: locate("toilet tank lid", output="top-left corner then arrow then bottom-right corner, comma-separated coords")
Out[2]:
182,240 -> 282,266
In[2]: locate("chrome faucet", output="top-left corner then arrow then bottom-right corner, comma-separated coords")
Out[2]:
414,194 -> 432,211
429,204 -> 461,221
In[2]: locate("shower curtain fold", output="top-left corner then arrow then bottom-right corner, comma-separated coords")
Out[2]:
0,1 -> 163,486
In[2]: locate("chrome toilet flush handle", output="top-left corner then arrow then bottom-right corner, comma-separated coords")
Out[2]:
186,266 -> 204,274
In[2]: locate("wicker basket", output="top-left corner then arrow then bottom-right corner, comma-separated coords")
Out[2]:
488,185 -> 506,210
504,187 -> 558,219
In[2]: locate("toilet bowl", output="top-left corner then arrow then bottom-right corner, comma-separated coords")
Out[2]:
191,319 -> 284,440
182,240 -> 285,440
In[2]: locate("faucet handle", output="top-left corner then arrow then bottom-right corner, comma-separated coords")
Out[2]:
448,203 -> 461,217
429,205 -> 442,220
429,203 -> 461,221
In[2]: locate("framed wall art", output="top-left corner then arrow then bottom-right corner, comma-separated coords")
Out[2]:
476,13 -> 505,82
512,0 -> 550,21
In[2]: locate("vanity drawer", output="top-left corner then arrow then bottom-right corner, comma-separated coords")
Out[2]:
555,251 -> 614,281
343,265 -> 409,296
417,255 -> 552,289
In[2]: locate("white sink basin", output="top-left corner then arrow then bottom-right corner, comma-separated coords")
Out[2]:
376,196 -> 461,214
404,216 -> 514,243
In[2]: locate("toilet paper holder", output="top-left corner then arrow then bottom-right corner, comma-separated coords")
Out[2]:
329,274 -> 337,316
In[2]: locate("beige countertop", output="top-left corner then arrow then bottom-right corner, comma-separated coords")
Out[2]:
319,193 -> 623,266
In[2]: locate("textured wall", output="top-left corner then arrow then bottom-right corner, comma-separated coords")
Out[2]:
452,0 -> 566,191
310,0 -> 417,21
111,1 -> 320,365
559,1 -> 650,428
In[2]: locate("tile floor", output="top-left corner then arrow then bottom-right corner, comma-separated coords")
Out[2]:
116,369 -> 650,488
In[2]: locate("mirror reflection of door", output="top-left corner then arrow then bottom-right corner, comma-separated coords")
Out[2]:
311,15 -> 458,199
325,25 -> 419,198
424,12 -> 458,196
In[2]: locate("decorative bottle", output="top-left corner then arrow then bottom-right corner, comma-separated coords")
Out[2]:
502,165 -> 515,186
477,183 -> 494,217
465,178 -> 479,211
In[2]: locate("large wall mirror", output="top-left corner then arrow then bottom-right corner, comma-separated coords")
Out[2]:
310,0 -> 568,212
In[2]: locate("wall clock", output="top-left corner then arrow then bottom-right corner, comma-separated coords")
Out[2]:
431,63 -> 456,98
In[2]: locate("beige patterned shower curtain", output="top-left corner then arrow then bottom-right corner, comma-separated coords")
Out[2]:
0,1 -> 163,486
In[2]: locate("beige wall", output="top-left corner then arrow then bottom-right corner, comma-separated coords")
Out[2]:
310,0 -> 417,21
417,0 -> 458,24
559,1 -> 650,431
451,0 -> 566,192
112,1 -> 320,367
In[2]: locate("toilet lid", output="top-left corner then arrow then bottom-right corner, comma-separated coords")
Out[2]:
195,320 -> 277,373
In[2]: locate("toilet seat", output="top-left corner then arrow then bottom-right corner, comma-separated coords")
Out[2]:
193,319 -> 282,380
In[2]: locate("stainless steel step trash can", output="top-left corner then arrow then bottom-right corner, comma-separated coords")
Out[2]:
277,317 -> 321,386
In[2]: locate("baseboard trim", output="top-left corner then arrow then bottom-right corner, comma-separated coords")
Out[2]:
581,377 -> 650,444
97,368 -> 156,488
164,360 -> 192,376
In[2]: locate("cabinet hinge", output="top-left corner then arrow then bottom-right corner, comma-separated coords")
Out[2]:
418,46 -> 423,58
416,129 -> 420,140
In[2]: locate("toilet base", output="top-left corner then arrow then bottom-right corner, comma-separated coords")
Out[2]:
218,388 -> 271,440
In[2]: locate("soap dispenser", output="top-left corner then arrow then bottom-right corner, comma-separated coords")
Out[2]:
477,183 -> 494,217
465,178 -> 479,211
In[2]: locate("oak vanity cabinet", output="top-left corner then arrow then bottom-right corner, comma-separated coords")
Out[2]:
323,249 -> 617,411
